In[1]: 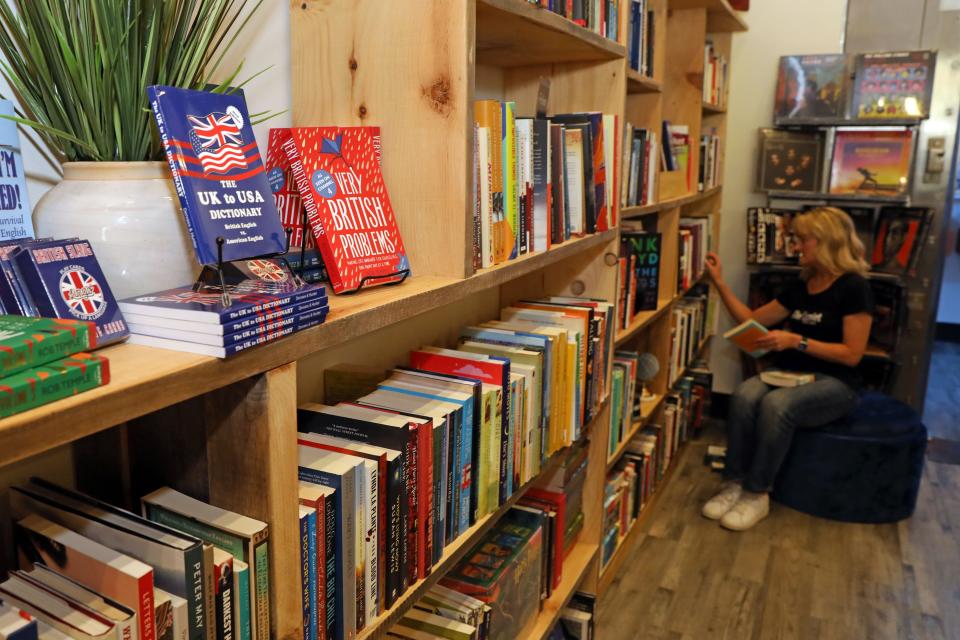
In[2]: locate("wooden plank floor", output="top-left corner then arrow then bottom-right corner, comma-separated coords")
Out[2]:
597,427 -> 960,640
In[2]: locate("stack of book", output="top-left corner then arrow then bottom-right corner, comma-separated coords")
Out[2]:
618,229 -> 662,328
119,278 -> 329,358
620,124 -> 659,208
0,237 -> 128,346
698,129 -> 720,192
627,0 -> 656,77
703,39 -> 728,107
386,584 -> 490,640
555,593 -> 596,640
678,216 -> 711,290
472,103 -> 618,268
5,479 -> 269,640
294,295 -> 613,639
0,316 -> 110,419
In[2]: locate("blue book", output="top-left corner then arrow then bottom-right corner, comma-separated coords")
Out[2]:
12,239 -> 129,345
0,99 -> 34,242
147,85 -> 287,265
118,279 -> 327,324
299,505 -> 318,640
0,239 -> 37,315
629,1 -> 642,72
298,448 -> 360,640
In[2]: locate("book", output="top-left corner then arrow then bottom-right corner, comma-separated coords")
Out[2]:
298,485 -> 328,640
0,316 -> 96,378
269,127 -> 409,293
828,128 -> 914,198
210,549 -> 234,640
140,489 -> 270,640
722,319 -> 769,358
0,603 -> 38,640
146,86 -> 287,265
13,514 -> 154,640
0,573 -> 119,640
620,232 -> 661,314
154,589 -> 188,640
774,54 -> 850,123
757,129 -> 824,194
395,609 -> 475,640
24,565 -> 136,640
0,352 -> 109,419
760,370 -> 815,387
851,50 -> 936,121
298,505 -> 317,640
0,99 -> 34,241
12,480 -> 207,640
12,239 -> 129,346
871,206 -> 930,275
122,297 -> 328,337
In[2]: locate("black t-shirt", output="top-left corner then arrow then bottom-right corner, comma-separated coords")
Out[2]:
773,272 -> 874,387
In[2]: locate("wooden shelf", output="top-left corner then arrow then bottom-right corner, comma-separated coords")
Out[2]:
0,230 -> 616,469
524,542 -> 599,640
702,101 -> 727,114
621,185 -> 722,218
615,273 -> 708,346
606,394 -> 665,471
598,442 -> 690,595
627,69 -> 662,94
767,191 -> 910,204
476,0 -> 626,66
669,0 -> 747,32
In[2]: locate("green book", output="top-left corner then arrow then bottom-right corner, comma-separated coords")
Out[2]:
233,559 -> 251,640
0,316 -> 96,378
141,488 -> 271,640
0,352 -> 108,418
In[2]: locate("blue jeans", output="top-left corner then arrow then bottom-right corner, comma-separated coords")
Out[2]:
724,374 -> 860,492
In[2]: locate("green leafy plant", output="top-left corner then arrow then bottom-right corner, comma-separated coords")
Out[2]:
0,0 -> 264,163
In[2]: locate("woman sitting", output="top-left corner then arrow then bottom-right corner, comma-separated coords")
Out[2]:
703,206 -> 874,531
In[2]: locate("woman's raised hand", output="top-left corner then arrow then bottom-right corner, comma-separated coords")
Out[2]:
705,252 -> 723,284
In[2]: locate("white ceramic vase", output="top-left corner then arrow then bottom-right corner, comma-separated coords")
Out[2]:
33,161 -> 197,300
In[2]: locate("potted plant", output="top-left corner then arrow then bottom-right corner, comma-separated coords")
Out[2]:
0,0 -> 264,298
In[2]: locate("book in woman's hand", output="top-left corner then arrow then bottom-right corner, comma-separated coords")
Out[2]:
722,319 -> 770,358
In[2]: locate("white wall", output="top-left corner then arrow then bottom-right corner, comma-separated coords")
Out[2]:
710,0 -> 847,393
2,0 -> 293,208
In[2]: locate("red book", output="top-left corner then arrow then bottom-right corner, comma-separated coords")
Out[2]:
522,488 -> 567,590
269,127 -> 409,293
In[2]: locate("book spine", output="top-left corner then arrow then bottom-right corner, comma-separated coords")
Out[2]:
506,379 -> 518,497
249,535 -> 269,640
458,400 -> 473,536
494,386 -> 506,506
362,463 -> 378,626
216,560 -> 234,640
446,412 -> 460,543
384,456 -> 403,610
233,564 -> 251,640
182,545 -> 207,640
300,511 -> 315,640
202,546 -> 216,640
416,421 -> 433,580
402,431 -> 417,586
0,353 -> 108,418
146,86 -> 204,261
321,495 -> 335,640
432,420 -> 445,565
279,134 -> 345,293
0,321 -> 95,378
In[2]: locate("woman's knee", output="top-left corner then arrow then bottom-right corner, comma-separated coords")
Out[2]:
731,376 -> 768,411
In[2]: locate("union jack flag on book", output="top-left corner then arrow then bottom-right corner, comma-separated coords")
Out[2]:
148,85 -> 287,265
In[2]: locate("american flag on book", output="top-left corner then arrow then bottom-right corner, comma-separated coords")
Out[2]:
188,112 -> 248,175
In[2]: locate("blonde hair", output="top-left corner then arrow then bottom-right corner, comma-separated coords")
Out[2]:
792,206 -> 870,279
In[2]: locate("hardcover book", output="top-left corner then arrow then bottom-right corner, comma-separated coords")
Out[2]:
147,86 -> 287,265
12,239 -> 129,346
269,127 -> 409,294
757,129 -> 824,194
828,128 -> 914,198
0,99 -> 34,241
0,316 -> 96,378
774,54 -> 850,123
851,50 -> 936,121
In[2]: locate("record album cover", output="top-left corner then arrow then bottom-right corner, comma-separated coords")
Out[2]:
774,54 -> 850,123
829,129 -> 914,197
871,206 -> 930,275
757,129 -> 824,194
851,50 -> 936,120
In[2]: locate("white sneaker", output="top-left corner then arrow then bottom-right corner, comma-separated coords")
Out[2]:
720,491 -> 770,531
701,481 -> 743,520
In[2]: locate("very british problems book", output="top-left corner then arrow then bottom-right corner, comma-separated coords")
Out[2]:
147,86 -> 287,265
268,127 -> 409,294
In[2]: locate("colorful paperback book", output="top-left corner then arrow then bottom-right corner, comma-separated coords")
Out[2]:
127,306 -> 329,348
147,86 -> 287,265
0,99 -> 34,241
11,240 -> 128,346
0,352 -> 109,418
269,127 -> 409,294
0,316 -> 96,378
119,280 -> 327,324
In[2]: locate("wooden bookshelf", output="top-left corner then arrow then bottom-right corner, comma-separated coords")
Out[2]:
0,2 -> 745,639
702,101 -> 727,113
606,393 -> 666,471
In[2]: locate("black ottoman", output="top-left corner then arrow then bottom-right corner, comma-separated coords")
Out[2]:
771,392 -> 927,523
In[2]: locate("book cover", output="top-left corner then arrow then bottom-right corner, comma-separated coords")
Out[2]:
829,128 -> 914,198
12,240 -> 128,346
851,50 -> 936,120
0,352 -> 109,419
0,99 -> 34,241
0,316 -> 96,378
139,488 -> 270,640
871,206 -> 930,275
264,129 -> 323,270
621,232 -> 661,312
722,319 -> 770,358
270,127 -> 409,293
757,129 -> 824,194
147,86 -> 286,265
774,54 -> 850,123
119,280 -> 326,325
298,505 -> 317,640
